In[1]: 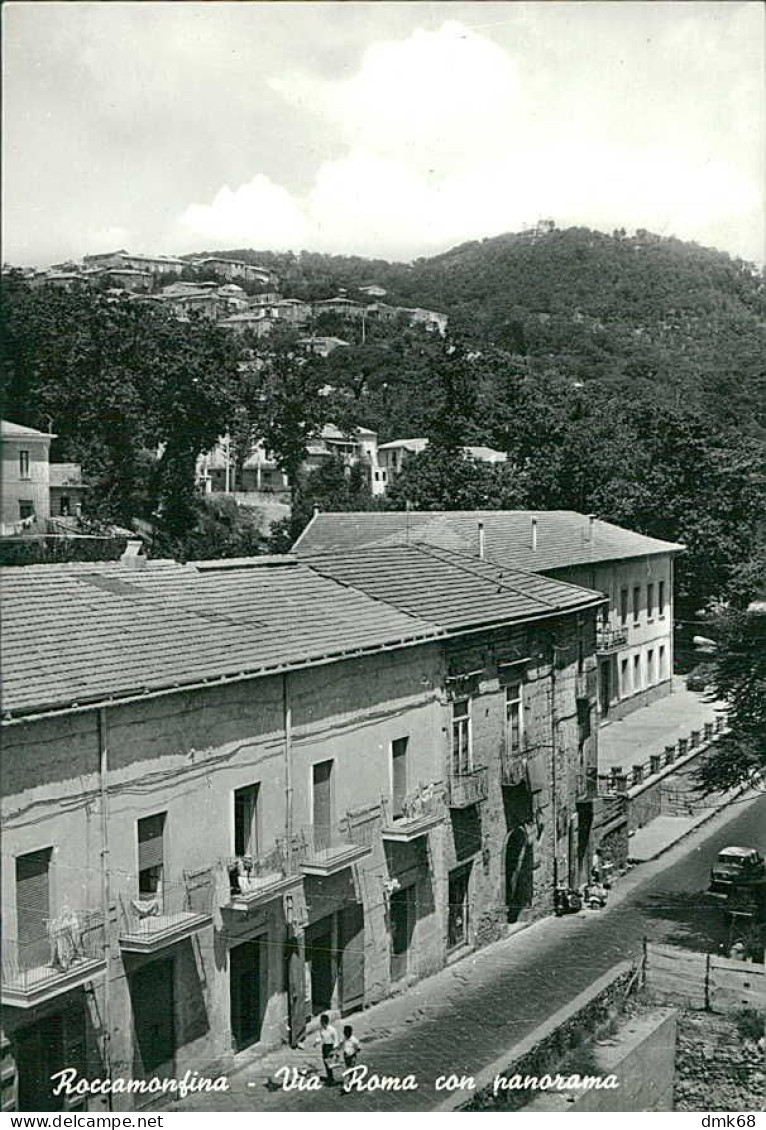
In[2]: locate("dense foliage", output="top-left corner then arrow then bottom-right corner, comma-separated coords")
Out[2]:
696,610 -> 766,792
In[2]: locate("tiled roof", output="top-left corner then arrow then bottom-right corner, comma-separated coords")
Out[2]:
293,511 -> 684,571
304,543 -> 605,633
0,559 -> 441,718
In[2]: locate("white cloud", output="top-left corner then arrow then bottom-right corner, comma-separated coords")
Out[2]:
180,174 -> 308,248
176,17 -> 764,262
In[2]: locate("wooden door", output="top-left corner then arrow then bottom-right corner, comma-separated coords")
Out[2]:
230,939 -> 262,1051
16,1014 -> 64,1112
131,959 -> 175,1078
16,849 -> 51,971
339,903 -> 365,1011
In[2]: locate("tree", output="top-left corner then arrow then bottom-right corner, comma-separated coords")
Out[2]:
696,609 -> 766,792
154,495 -> 267,562
270,456 -> 379,551
0,277 -> 241,537
386,446 -> 526,511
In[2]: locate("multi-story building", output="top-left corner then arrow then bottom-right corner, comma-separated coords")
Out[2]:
1,421 -> 90,536
1,420 -> 55,533
293,510 -> 684,722
1,544 -> 603,1110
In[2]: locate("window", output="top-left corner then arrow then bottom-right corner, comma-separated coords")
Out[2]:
646,583 -> 654,621
647,649 -> 655,685
505,682 -> 523,756
658,581 -> 666,619
621,657 -> 630,696
620,588 -> 629,627
138,813 -> 166,900
452,699 -> 472,776
633,654 -> 641,691
19,450 -> 30,479
234,784 -> 259,858
19,501 -> 34,520
59,495 -> 71,517
659,645 -> 666,680
312,760 -> 333,840
632,586 -> 641,625
391,737 -> 409,819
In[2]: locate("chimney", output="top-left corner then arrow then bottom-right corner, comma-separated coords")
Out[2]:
120,539 -> 147,570
588,514 -> 595,542
478,521 -> 485,560
531,516 -> 538,552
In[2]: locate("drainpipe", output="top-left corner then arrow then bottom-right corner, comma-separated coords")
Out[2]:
283,674 -> 293,868
550,648 -> 559,894
97,707 -> 113,1109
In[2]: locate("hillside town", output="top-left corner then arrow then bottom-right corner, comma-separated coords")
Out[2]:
2,0 -> 765,1119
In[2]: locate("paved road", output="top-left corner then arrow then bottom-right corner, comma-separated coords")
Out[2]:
177,792 -> 765,1113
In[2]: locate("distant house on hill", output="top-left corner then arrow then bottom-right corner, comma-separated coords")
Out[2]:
191,257 -> 274,287
376,438 -> 506,486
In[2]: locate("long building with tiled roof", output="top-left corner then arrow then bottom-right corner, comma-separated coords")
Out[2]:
294,510 -> 683,724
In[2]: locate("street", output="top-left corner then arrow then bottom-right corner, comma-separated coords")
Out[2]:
176,791 -> 766,1113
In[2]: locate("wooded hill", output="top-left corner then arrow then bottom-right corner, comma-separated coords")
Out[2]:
218,226 -> 766,435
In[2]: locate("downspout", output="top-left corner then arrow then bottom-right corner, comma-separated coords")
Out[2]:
669,556 -> 675,693
283,674 -> 293,868
550,647 -> 559,894
97,707 -> 113,1110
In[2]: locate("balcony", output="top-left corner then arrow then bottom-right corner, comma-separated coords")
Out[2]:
381,785 -> 445,843
596,626 -> 628,654
448,765 -> 489,808
118,872 -> 213,954
2,911 -> 106,1009
225,845 -> 303,912
298,820 -> 373,877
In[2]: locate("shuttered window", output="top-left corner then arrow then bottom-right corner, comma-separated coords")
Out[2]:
138,814 -> 165,872
16,849 -> 52,967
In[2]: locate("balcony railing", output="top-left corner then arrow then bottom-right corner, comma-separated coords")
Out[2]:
595,626 -> 628,654
2,910 -> 106,1008
448,765 -> 489,808
118,871 -> 213,953
225,844 -> 303,912
381,784 -> 445,842
298,818 -> 373,877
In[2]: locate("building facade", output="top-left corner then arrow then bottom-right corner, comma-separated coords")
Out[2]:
0,420 -> 55,534
1,547 -> 602,1111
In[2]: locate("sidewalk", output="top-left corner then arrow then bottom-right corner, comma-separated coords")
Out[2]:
628,779 -> 746,862
598,677 -> 724,773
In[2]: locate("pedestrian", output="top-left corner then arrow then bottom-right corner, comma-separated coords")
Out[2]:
341,1024 -> 362,1093
315,1013 -> 339,1083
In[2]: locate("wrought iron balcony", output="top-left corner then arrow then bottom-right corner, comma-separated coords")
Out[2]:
595,626 -> 628,654
225,844 -> 303,912
448,765 -> 489,808
381,785 -> 445,843
298,818 -> 373,877
2,910 -> 106,1008
118,871 -> 213,953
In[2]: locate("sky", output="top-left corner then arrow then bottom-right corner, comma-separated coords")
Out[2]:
3,1 -> 764,267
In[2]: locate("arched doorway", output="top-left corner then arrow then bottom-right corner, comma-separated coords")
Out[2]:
504,826 -> 533,923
